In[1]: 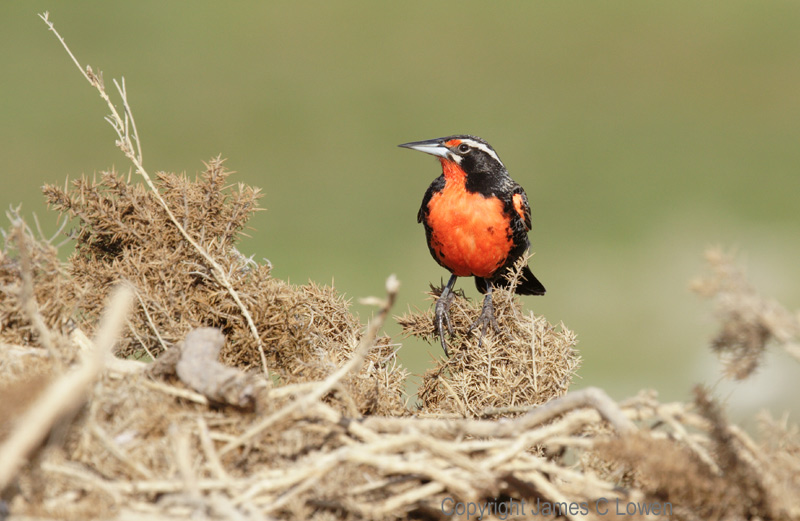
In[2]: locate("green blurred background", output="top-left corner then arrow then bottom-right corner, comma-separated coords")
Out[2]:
3,2 -> 799,420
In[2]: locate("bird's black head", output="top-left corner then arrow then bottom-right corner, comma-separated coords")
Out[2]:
398,135 -> 506,177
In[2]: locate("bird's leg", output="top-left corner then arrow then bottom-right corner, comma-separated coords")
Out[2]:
435,274 -> 458,355
468,282 -> 501,347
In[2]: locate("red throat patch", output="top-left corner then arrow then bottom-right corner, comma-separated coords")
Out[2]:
439,158 -> 466,181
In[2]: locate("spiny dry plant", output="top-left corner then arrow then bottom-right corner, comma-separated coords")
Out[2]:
398,260 -> 580,417
1,13 -> 799,521
41,163 -> 261,360
39,162 -> 407,416
691,247 -> 800,379
0,211 -> 76,349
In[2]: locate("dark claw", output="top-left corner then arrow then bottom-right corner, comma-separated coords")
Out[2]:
468,291 -> 501,347
434,274 -> 459,356
441,289 -> 455,336
434,290 -> 455,355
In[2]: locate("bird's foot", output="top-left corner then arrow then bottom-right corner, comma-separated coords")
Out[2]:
467,292 -> 501,347
434,288 -> 456,355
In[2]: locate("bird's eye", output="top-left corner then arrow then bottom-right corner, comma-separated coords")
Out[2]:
457,143 -> 470,154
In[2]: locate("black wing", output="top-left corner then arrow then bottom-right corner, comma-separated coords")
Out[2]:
513,183 -> 532,231
417,175 -> 446,223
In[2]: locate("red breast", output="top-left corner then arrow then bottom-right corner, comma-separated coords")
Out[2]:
425,158 -> 512,278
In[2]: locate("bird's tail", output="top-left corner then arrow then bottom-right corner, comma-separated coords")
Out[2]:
474,265 -> 546,296
516,265 -> 546,295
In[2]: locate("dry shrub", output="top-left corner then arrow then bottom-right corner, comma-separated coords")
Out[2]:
0,216 -> 77,420
42,161 -> 262,359
0,213 -> 78,348
596,433 -> 731,517
594,386 -> 800,520
691,247 -> 800,379
40,162 -> 407,417
398,269 -> 579,416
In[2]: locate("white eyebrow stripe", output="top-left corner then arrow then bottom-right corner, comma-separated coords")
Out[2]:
460,138 -> 504,167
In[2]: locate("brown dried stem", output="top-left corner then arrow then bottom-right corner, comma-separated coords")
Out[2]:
11,221 -> 58,362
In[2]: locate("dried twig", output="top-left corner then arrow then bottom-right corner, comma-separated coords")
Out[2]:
140,379 -> 209,406
197,417 -> 229,481
70,327 -> 147,376
133,290 -> 166,357
11,222 -> 58,362
362,386 -> 636,438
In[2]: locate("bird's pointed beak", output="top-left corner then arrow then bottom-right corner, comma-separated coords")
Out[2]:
398,138 -> 449,159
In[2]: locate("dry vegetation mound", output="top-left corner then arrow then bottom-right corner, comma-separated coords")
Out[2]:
399,279 -> 579,416
35,162 -> 408,417
1,14 -> 799,521
3,165 -> 799,521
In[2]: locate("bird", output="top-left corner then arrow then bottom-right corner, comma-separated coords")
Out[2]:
398,135 -> 545,355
